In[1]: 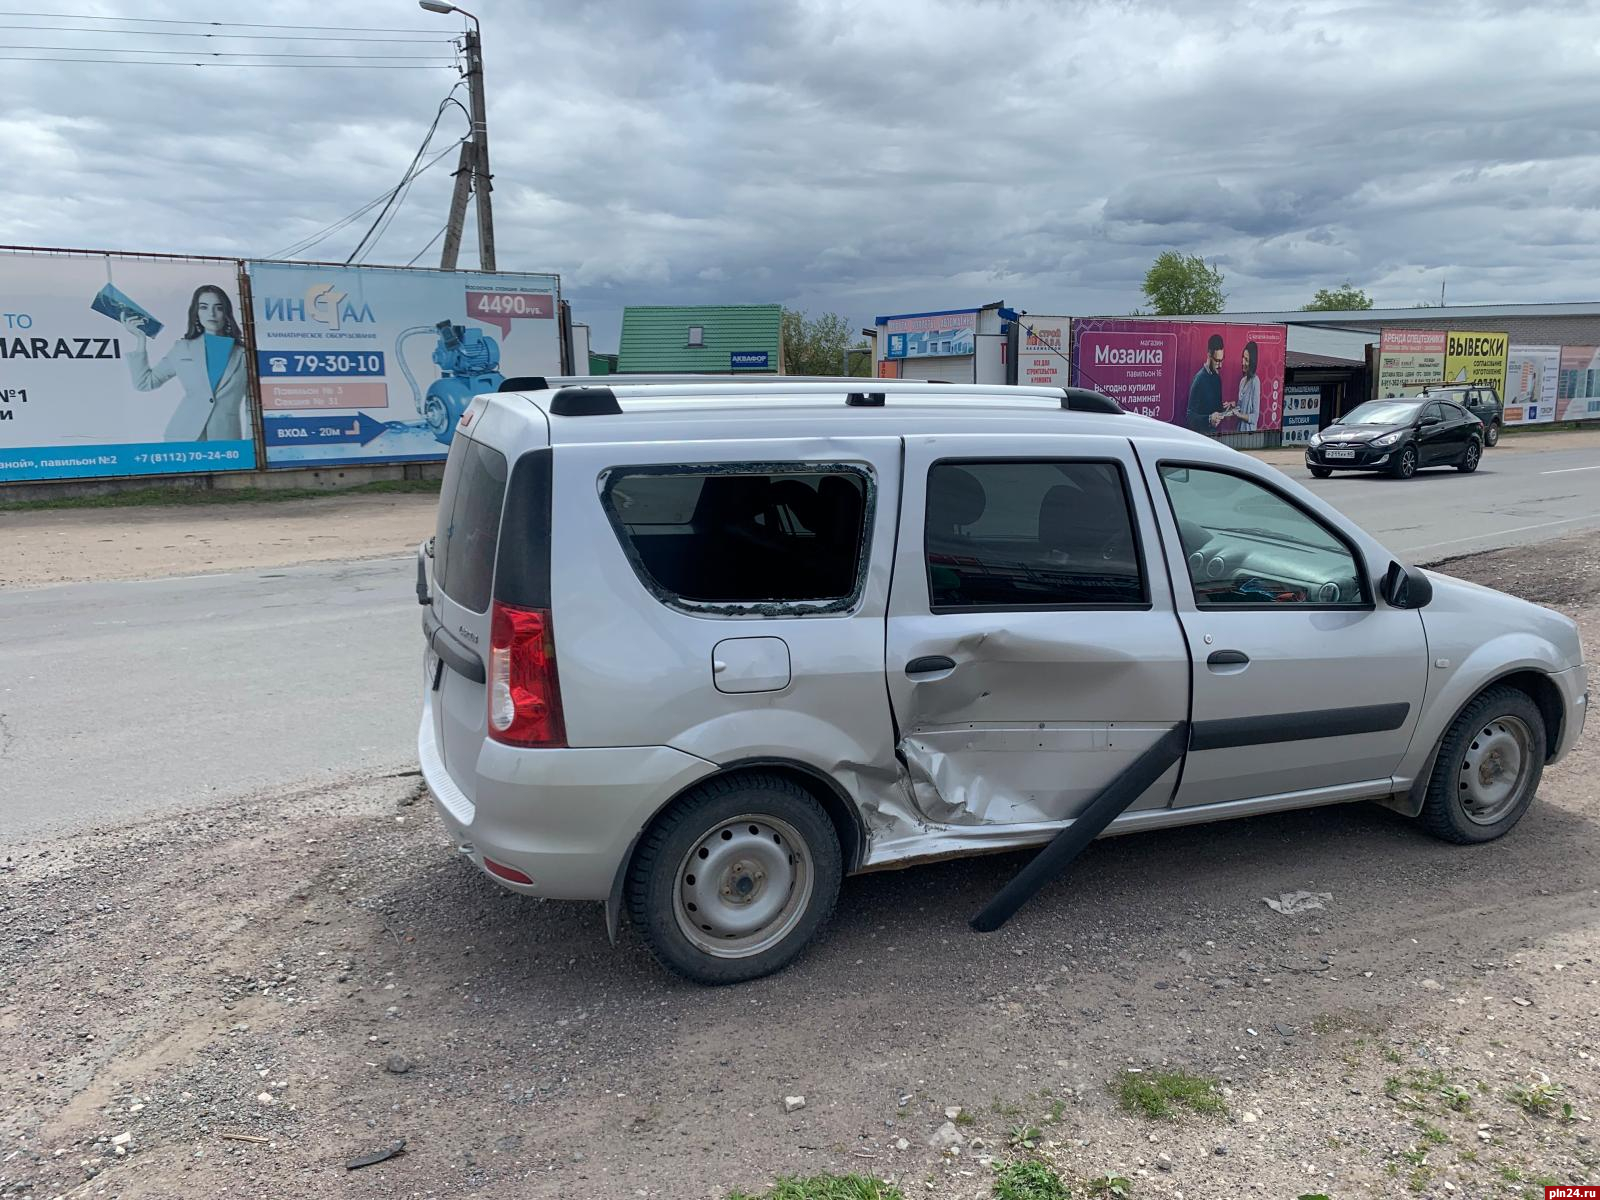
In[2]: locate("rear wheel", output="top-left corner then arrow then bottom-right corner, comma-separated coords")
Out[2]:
1484,420 -> 1501,447
626,773 -> 842,984
1309,465 -> 1333,479
1419,686 -> 1545,843
1456,440 -> 1481,473
1391,445 -> 1418,479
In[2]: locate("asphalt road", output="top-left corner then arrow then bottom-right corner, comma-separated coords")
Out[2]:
4,439 -> 1598,844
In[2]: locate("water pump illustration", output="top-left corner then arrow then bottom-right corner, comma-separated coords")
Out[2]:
396,320 -> 504,444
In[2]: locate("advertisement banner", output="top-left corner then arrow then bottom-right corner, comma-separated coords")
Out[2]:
1443,330 -> 1509,396
882,310 -> 978,360
1557,345 -> 1600,421
1281,385 -> 1322,445
246,262 -> 560,466
1376,329 -> 1445,397
1071,319 -> 1285,435
0,252 -> 256,482
1502,345 -> 1560,424
1015,315 -> 1070,388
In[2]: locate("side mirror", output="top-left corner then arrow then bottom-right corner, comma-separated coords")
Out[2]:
1382,560 -> 1433,609
1419,413 -> 1441,426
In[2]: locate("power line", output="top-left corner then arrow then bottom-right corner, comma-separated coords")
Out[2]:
348,92 -> 472,264
7,44 -> 454,58
0,11 -> 442,32
0,54 -> 454,67
0,23 -> 449,42
269,141 -> 464,260
406,222 -> 451,268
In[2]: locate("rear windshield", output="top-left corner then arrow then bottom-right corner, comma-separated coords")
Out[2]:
601,465 -> 870,611
433,436 -> 508,612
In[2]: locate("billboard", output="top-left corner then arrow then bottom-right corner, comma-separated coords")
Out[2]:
247,262 -> 561,467
1015,316 -> 1070,388
1281,385 -> 1322,445
883,310 -> 977,360
1502,345 -> 1560,425
1557,345 -> 1600,421
1443,330 -> 1509,395
1071,319 -> 1285,435
0,252 -> 257,482
1376,329 -> 1445,397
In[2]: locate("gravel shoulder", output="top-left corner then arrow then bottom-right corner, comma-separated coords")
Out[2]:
4,534 -> 1599,1199
0,493 -> 437,589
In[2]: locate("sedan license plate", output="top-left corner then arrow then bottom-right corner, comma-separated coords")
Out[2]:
1324,447 -> 1356,460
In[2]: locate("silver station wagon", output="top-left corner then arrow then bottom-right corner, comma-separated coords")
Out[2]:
417,378 -> 1586,983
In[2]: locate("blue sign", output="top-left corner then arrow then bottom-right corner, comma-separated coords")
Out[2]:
263,412 -> 388,447
886,333 -> 907,359
256,349 -> 386,378
730,350 -> 770,370
0,440 -> 254,482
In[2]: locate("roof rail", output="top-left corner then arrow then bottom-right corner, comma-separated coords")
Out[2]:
1060,388 -> 1123,414
547,386 -> 622,416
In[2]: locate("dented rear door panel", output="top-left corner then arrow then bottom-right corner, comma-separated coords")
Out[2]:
883,433 -> 1191,833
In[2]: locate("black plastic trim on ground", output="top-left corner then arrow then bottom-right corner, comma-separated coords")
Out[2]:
971,721 -> 1190,933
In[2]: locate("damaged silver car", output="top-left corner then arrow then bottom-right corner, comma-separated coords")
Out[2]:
417,377 -> 1586,983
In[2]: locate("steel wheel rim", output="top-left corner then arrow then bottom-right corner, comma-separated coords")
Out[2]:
1458,713 -> 1532,824
673,814 -> 814,958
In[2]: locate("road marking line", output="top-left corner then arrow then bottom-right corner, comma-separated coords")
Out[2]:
1400,513 -> 1600,553
1540,464 -> 1600,474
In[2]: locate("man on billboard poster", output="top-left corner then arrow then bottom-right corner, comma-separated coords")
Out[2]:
1186,332 -> 1225,433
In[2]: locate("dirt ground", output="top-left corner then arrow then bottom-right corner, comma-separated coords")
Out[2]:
0,493 -> 437,589
3,535 -> 1598,1199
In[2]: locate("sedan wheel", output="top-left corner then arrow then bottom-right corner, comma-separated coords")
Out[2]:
1392,445 -> 1418,479
1457,440 -> 1481,473
1309,465 -> 1333,478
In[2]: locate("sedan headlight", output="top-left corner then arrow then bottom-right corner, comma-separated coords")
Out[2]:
1308,430 -> 1323,446
1372,430 -> 1405,447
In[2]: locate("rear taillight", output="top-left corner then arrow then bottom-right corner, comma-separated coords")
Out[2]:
487,602 -> 566,747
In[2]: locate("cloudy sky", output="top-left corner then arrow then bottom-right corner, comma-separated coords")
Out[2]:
4,0 -> 1599,347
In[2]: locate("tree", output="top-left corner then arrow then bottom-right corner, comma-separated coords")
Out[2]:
1303,282 -> 1374,311
781,309 -> 871,376
1140,251 -> 1226,316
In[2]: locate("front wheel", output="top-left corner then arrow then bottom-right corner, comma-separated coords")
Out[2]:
1309,465 -> 1333,479
626,773 -> 842,984
1456,440 -> 1481,473
1419,686 -> 1546,843
1484,421 -> 1501,447
1391,445 -> 1418,479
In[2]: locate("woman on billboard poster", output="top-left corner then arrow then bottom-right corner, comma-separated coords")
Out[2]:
122,284 -> 249,442
1216,339 -> 1261,434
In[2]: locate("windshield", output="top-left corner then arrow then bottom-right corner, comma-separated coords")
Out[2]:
1342,400 -> 1420,425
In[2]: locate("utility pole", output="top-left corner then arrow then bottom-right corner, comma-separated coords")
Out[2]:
422,2 -> 495,272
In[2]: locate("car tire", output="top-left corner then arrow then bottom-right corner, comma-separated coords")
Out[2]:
1484,420 -> 1501,447
626,773 -> 842,984
1456,440 -> 1481,472
1309,466 -> 1333,478
1391,445 -> 1418,479
1418,685 -> 1546,844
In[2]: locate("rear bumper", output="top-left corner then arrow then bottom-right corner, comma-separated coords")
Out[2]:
417,704 -> 717,901
1305,443 -> 1392,470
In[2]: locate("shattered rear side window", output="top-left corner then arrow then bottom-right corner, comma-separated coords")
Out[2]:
601,465 -> 872,612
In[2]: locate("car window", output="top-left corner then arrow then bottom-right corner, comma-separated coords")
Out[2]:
1343,400 -> 1420,425
1159,465 -> 1365,607
923,460 -> 1145,610
1447,402 -> 1471,421
433,435 -> 509,613
1424,402 -> 1445,422
601,465 -> 870,611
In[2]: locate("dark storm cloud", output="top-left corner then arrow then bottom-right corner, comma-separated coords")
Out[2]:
2,0 -> 1598,346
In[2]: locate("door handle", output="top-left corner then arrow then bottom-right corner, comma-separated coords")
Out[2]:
905,655 -> 956,677
1206,649 -> 1249,669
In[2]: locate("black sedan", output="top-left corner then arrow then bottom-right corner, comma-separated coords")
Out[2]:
1305,397 -> 1483,480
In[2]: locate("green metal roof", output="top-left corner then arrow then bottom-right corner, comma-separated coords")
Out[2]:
617,304 -> 783,373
